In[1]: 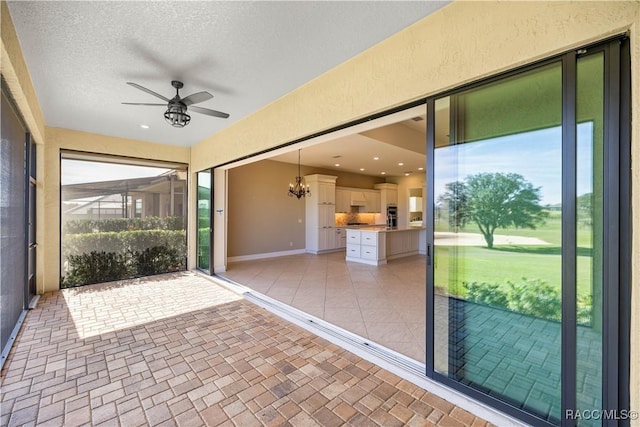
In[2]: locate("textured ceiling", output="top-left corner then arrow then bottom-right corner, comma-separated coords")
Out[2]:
7,1 -> 448,148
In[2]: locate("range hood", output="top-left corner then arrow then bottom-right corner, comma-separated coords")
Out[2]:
350,191 -> 367,206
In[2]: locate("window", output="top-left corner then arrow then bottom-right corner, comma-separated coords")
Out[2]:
60,153 -> 188,287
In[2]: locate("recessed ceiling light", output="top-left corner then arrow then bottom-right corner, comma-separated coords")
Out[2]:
140,124 -> 149,129
381,172 -> 386,175
404,172 -> 411,176
373,157 -> 379,160
359,168 -> 365,171
418,167 -> 424,171
398,162 -> 404,166
335,163 -> 340,167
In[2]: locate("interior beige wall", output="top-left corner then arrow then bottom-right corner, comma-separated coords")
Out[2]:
226,159 -> 384,257
190,1 -> 640,412
43,127 -> 190,292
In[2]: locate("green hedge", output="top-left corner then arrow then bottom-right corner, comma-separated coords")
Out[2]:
63,229 -> 186,259
62,245 -> 185,287
61,221 -> 187,287
64,216 -> 185,234
463,278 -> 592,324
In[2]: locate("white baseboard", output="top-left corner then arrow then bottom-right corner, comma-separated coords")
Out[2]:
228,248 -> 306,263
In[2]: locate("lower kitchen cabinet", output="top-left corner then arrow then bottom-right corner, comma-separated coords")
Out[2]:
345,229 -> 386,265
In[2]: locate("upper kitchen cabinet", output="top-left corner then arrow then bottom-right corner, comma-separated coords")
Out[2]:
375,183 -> 398,208
305,174 -> 336,205
362,191 -> 381,213
335,188 -> 350,213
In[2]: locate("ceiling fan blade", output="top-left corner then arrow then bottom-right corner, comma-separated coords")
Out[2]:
182,91 -> 213,106
190,105 -> 230,119
126,82 -> 170,102
122,102 -> 166,106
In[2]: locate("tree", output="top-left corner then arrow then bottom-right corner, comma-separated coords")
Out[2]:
439,172 -> 547,248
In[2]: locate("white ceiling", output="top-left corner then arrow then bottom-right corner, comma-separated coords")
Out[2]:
7,0 -> 448,151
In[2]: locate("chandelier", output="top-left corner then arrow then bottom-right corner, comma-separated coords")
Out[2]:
288,149 -> 310,199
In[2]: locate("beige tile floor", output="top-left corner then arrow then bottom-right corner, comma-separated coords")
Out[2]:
0,271 -> 490,427
219,252 -> 428,363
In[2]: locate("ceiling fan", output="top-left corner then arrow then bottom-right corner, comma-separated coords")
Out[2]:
123,80 -> 229,128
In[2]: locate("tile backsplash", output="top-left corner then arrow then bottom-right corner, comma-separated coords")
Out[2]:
335,211 -> 378,226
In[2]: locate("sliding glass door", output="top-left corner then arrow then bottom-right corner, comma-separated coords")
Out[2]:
426,38 -> 629,426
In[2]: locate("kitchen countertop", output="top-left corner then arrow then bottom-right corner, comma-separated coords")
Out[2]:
348,226 -> 425,232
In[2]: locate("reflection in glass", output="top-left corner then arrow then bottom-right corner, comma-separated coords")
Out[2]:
433,63 -> 563,422
197,170 -> 212,272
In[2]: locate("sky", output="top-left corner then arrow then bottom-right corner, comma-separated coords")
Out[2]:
434,123 -> 595,206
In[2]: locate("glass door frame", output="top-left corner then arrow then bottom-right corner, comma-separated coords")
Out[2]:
425,37 -> 630,426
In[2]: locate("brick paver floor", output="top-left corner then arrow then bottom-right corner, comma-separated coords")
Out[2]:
0,272 -> 490,426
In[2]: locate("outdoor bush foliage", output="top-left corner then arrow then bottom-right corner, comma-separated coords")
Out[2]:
463,277 -> 570,322
507,278 -> 561,321
62,251 -> 130,287
62,217 -> 187,287
577,294 -> 594,326
62,245 -> 186,287
462,282 -> 510,309
133,246 -> 184,276
64,216 -> 185,234
63,230 -> 186,259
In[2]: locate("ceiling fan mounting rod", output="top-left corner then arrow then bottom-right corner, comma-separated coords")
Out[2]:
171,80 -> 184,90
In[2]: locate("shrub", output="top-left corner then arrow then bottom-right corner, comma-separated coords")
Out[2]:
62,251 -> 130,287
577,294 -> 593,326
507,278 -> 561,321
462,282 -> 509,309
61,245 -> 186,288
463,278 -> 564,321
64,216 -> 185,234
132,245 -> 185,276
63,230 -> 186,260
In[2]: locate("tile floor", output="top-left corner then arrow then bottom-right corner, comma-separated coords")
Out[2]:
0,272 -> 490,427
219,252 -> 427,363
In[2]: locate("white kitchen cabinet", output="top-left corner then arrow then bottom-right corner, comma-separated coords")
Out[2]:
317,182 -> 336,205
334,228 -> 346,248
374,183 -> 398,211
305,175 -> 338,254
345,229 -> 386,265
335,189 -> 350,213
319,204 -> 335,228
386,229 -> 420,259
346,227 -> 421,265
363,191 -> 381,213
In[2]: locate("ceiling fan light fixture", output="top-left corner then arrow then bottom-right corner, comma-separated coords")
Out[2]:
164,104 -> 191,128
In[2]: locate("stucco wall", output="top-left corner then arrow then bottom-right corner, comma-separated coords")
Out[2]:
189,0 -> 640,414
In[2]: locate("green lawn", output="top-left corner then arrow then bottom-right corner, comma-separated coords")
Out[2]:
434,210 -> 596,298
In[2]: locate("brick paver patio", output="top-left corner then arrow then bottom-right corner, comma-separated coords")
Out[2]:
0,272 -> 490,426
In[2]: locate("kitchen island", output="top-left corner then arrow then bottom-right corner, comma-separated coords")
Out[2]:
345,226 -> 423,266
